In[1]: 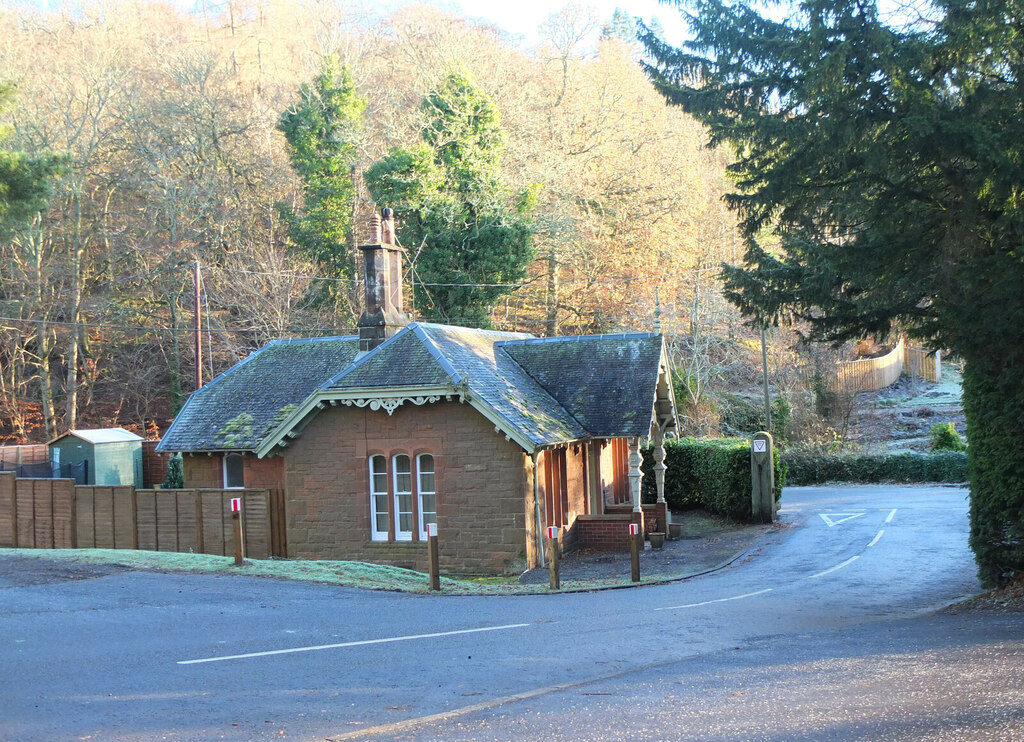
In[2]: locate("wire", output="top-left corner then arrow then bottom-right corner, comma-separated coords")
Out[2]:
202,263 -> 721,289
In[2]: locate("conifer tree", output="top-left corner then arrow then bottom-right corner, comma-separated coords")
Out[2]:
0,83 -> 63,238
278,58 -> 365,297
643,0 -> 1024,585
365,71 -> 533,327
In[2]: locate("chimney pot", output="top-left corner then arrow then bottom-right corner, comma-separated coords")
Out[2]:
381,207 -> 395,245
368,212 -> 382,244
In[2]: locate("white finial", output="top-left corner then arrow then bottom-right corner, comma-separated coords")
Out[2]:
653,287 -> 662,334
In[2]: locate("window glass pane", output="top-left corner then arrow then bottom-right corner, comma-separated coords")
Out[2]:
224,453 -> 244,488
394,455 -> 411,494
418,454 -> 436,538
369,456 -> 389,540
394,456 -> 413,538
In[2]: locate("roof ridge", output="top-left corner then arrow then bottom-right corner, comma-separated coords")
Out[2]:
496,332 -> 658,347
412,325 -> 464,386
418,321 -> 534,340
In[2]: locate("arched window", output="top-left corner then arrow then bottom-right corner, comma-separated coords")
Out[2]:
393,454 -> 413,541
417,454 -> 436,539
369,455 -> 389,541
223,452 -> 244,489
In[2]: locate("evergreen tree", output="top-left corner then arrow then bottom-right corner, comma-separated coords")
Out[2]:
642,0 -> 1024,585
365,72 -> 534,327
0,82 -> 63,238
277,58 -> 365,298
601,8 -> 637,42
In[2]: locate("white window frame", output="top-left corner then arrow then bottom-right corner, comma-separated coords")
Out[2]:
417,453 -> 436,540
223,452 -> 244,489
392,454 -> 414,541
369,455 -> 389,541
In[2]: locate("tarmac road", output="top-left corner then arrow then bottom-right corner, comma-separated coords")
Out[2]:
2,485 -> 1020,742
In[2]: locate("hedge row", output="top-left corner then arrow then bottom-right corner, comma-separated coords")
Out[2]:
641,437 -> 784,521
782,451 -> 968,485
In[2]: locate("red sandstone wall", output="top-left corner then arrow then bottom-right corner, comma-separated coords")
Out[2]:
283,400 -> 531,575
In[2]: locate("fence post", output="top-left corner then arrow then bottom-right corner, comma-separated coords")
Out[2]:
427,523 -> 440,591
547,526 -> 560,590
629,522 -> 641,582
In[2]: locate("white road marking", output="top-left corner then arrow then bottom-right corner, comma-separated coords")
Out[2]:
868,529 -> 885,547
807,555 -> 860,579
885,508 -> 898,523
819,512 -> 867,527
654,588 -> 773,611
177,623 -> 530,665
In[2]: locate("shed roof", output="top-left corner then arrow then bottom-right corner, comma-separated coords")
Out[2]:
52,428 -> 144,445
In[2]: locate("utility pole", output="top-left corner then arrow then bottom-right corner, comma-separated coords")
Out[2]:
761,322 -> 771,431
194,259 -> 203,391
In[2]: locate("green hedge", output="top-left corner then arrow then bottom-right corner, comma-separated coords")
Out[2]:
641,437 -> 784,521
782,451 -> 968,485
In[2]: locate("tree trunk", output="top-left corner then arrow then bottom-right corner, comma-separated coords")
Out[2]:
545,244 -> 559,337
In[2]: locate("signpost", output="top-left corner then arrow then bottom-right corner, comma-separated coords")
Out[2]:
547,526 -> 560,590
629,522 -> 641,582
230,497 -> 244,565
750,432 -> 775,523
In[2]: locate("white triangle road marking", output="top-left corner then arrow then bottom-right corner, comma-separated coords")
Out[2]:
819,512 -> 867,527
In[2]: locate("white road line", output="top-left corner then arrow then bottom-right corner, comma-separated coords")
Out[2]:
868,529 -> 885,547
807,555 -> 859,579
654,588 -> 773,611
177,623 -> 530,665
885,508 -> 898,523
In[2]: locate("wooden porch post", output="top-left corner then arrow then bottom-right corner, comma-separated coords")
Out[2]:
653,430 -> 667,506
628,437 -> 643,514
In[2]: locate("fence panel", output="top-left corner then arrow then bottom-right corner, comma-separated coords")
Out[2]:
242,490 -> 271,559
0,472 -> 15,547
2,478 -> 275,559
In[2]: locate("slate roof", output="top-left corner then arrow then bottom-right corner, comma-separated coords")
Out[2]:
161,323 -> 674,454
157,336 -> 359,453
499,333 -> 665,439
415,323 -> 588,447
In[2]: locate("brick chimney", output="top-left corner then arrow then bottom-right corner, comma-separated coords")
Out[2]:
357,207 -> 408,352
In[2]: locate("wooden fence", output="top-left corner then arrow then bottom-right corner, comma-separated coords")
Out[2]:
904,346 -> 942,382
828,338 -> 942,393
0,472 -> 284,559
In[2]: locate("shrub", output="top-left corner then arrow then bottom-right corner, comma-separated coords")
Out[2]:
162,454 -> 184,489
642,437 -> 785,521
930,422 -> 967,452
782,450 -> 967,485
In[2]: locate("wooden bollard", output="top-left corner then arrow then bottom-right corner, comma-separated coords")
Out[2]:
547,526 -> 560,590
427,523 -> 440,591
230,497 -> 244,566
629,522 -> 641,582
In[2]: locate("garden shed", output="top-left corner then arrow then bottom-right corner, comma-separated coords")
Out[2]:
49,428 -> 144,486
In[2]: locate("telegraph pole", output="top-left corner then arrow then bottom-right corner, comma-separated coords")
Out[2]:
194,259 -> 203,391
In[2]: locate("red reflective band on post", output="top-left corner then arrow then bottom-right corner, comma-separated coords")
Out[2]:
547,526 -> 558,540
628,523 -> 639,536
230,497 -> 241,513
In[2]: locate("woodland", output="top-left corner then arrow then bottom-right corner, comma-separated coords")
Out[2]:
0,0 -> 756,445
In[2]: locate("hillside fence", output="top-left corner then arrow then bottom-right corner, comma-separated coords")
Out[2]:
820,338 -> 942,394
0,472 -> 286,559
